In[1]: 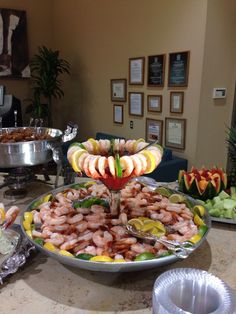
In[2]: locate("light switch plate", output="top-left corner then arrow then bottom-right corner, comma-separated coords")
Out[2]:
213,88 -> 226,99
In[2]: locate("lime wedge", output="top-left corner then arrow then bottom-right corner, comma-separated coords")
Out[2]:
156,187 -> 172,198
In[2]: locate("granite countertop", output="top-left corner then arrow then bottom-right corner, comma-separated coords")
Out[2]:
0,174 -> 236,314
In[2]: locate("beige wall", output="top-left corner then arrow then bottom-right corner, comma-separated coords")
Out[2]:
53,0 -> 208,169
1,0 -> 236,170
196,0 -> 236,169
0,0 -> 53,122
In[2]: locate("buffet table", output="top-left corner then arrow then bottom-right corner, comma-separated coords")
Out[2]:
0,175 -> 236,314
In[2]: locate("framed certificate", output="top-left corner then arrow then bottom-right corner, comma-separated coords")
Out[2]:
113,104 -> 123,124
146,118 -> 163,144
147,54 -> 165,87
170,91 -> 184,113
110,79 -> 127,102
168,51 -> 190,87
147,95 -> 162,113
129,92 -> 144,116
165,117 -> 186,150
129,57 -> 145,85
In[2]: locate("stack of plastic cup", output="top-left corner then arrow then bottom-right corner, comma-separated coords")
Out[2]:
152,268 -> 236,314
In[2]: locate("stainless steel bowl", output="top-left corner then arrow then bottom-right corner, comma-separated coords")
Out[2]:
20,182 -> 211,272
0,127 -> 62,168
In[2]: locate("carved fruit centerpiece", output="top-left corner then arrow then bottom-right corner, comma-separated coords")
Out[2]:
178,167 -> 227,201
67,138 -> 163,215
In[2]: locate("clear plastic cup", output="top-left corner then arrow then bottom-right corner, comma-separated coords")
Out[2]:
152,268 -> 236,314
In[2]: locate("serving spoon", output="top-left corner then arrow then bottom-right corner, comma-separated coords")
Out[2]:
125,224 -> 195,259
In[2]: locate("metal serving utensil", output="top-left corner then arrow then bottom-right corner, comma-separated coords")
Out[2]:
126,224 -> 195,259
135,139 -> 159,154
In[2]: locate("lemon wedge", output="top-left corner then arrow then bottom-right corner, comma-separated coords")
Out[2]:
24,212 -> 33,224
193,205 -> 205,217
189,234 -> 202,244
128,218 -> 144,229
0,206 -> 6,222
59,250 -> 74,257
169,193 -> 186,204
88,138 -> 99,154
90,255 -> 113,262
43,242 -> 56,252
194,214 -> 205,226
71,149 -> 87,172
140,150 -> 156,173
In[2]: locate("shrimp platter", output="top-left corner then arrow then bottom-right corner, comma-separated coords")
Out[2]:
21,180 -> 210,271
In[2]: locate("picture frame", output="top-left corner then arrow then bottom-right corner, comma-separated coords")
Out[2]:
129,92 -> 144,116
129,57 -> 145,85
147,95 -> 162,113
113,104 -> 123,124
0,85 -> 5,106
146,118 -> 163,145
147,54 -> 165,87
110,79 -> 127,102
170,91 -> 184,113
168,51 -> 190,87
165,117 -> 186,150
0,9 -> 30,79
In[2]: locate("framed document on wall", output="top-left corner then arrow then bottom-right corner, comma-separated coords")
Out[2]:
170,91 -> 184,114
147,95 -> 162,113
110,79 -> 127,102
129,92 -> 144,116
113,104 -> 123,124
129,57 -> 145,85
168,51 -> 190,87
165,117 -> 186,150
147,54 -> 165,87
146,118 -> 163,144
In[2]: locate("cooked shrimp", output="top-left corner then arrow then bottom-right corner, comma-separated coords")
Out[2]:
75,221 -> 88,233
44,215 -> 67,225
92,230 -> 113,248
108,156 -> 116,177
130,155 -> 143,176
45,233 -> 65,246
4,206 -> 20,227
60,239 -> 79,250
67,213 -> 83,224
120,156 -> 134,177
98,156 -> 108,178
88,155 -> 101,179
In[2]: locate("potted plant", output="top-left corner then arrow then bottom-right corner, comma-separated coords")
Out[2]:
26,46 -> 70,126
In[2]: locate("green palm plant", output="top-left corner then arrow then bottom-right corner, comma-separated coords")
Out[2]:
226,126 -> 236,186
26,46 -> 70,126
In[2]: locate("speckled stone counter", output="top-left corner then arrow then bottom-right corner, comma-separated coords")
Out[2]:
0,175 -> 235,314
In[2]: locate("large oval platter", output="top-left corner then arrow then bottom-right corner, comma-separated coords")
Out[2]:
20,179 -> 211,272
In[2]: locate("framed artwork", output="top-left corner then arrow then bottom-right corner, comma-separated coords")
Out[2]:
170,91 -> 184,113
0,9 -> 30,79
129,92 -> 144,116
165,117 -> 186,150
110,79 -> 127,102
146,118 -> 163,144
113,104 -> 123,124
129,57 -> 145,85
168,51 -> 190,87
147,95 -> 162,113
147,54 -> 165,87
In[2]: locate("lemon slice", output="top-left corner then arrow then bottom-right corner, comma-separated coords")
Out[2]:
0,206 -> 6,222
193,214 -> 205,226
128,218 -> 143,230
169,193 -> 186,204
88,138 -> 99,154
140,150 -> 156,173
71,149 -> 87,172
24,212 -> 33,224
59,250 -> 74,257
150,227 -> 165,237
90,255 -> 113,262
189,234 -> 202,244
113,259 -> 126,263
193,205 -> 205,217
43,242 -> 56,252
